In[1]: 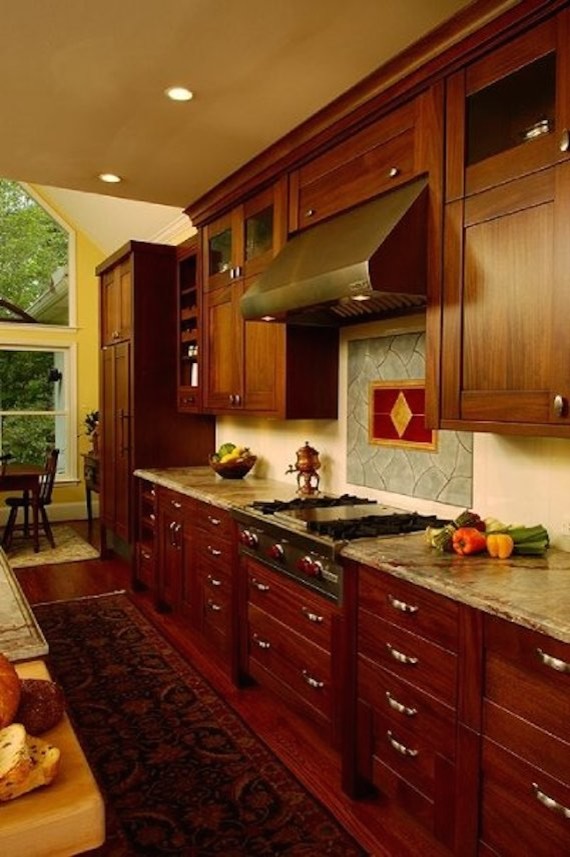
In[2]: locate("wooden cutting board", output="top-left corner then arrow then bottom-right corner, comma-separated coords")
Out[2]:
0,660 -> 105,857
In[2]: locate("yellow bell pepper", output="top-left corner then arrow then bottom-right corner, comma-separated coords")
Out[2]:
486,532 -> 514,559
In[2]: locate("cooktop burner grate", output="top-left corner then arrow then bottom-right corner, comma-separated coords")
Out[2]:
307,512 -> 451,540
250,494 -> 378,514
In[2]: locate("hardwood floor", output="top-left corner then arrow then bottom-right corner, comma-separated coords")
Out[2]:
15,521 -> 452,857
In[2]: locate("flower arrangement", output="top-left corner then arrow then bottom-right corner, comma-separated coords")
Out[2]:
84,410 -> 99,436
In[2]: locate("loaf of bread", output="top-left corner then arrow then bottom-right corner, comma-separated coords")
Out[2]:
0,653 -> 21,728
16,679 -> 65,735
0,725 -> 60,801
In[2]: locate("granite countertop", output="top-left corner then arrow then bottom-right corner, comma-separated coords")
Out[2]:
0,549 -> 48,661
135,467 -> 570,644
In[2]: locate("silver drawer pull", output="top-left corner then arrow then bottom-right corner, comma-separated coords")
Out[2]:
532,783 -> 570,819
387,730 -> 418,758
388,594 -> 418,614
385,691 -> 417,717
251,578 -> 270,592
388,166 -> 400,178
302,670 -> 324,689
171,500 -> 182,509
536,648 -> 570,673
386,643 -> 418,665
207,599 -> 222,612
207,515 -> 221,526
560,129 -> 570,153
207,545 -> 222,557
207,574 -> 222,587
141,550 -> 151,560
302,607 -> 323,624
252,634 -> 270,650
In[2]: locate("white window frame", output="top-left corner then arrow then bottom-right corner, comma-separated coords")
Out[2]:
0,343 -> 77,482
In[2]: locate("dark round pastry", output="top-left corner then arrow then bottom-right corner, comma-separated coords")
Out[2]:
15,679 -> 65,734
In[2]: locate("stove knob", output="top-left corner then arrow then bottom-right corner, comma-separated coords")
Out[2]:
267,543 -> 285,561
297,556 -> 323,577
239,529 -> 258,549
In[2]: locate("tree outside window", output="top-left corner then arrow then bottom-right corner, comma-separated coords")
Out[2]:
0,179 -> 69,325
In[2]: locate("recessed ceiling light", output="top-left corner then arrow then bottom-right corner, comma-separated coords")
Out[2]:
165,86 -> 194,102
98,173 -> 122,184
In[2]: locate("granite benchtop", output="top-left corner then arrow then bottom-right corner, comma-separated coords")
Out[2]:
0,548 -> 48,662
135,467 -> 570,644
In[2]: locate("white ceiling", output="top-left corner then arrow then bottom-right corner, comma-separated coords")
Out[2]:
2,0 -> 475,252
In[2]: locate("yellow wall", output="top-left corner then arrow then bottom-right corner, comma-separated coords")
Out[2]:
0,189 -> 104,514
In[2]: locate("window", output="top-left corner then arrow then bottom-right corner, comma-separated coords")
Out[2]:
0,347 -> 74,478
0,179 -> 74,327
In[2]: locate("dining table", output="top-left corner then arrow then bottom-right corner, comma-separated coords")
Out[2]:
0,463 -> 44,553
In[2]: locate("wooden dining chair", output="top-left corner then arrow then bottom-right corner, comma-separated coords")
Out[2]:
2,448 -> 60,549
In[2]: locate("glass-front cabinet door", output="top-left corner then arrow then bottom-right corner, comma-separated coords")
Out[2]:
446,12 -> 570,200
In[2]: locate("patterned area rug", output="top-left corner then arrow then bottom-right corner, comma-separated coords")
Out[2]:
33,593 -> 367,856
6,524 -> 99,568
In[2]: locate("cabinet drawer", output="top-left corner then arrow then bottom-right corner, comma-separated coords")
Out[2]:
197,531 -> 233,574
359,610 -> 457,706
484,617 -> 569,742
246,560 -> 337,651
296,128 -> 415,229
483,699 -> 570,786
136,542 -> 155,589
196,503 -> 233,540
371,709 -> 441,802
359,567 -> 459,651
480,738 -> 570,857
248,605 -> 333,720
358,654 -> 455,759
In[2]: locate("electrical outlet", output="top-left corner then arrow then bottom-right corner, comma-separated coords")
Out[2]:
561,519 -> 570,536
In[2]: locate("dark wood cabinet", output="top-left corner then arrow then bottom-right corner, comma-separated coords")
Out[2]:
241,557 -> 343,747
134,479 -> 156,591
441,9 -> 570,437
194,502 -> 235,667
100,255 -> 132,346
97,241 -> 215,555
355,568 -> 460,850
177,236 -> 202,413
479,616 -> 570,857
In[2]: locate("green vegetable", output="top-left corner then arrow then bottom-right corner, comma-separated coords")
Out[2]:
217,442 -> 236,458
431,523 -> 456,552
507,524 -> 550,556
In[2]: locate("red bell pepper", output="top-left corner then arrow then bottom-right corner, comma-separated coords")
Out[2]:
452,527 -> 487,556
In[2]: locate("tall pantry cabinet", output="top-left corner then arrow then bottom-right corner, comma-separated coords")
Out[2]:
97,240 -> 215,556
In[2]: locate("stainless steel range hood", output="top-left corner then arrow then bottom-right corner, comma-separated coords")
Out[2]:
241,177 -> 428,326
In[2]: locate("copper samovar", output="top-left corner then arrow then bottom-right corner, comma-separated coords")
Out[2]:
285,441 -> 321,495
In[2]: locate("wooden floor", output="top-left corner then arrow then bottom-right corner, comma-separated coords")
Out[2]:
15,521 -> 452,857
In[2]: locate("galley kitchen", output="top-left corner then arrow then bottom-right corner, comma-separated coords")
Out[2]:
1,1 -> 569,856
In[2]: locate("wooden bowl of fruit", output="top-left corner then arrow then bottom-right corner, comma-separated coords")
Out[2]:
209,444 -> 257,479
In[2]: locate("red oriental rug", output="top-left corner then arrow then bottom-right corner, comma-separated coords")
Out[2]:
33,593 -> 367,856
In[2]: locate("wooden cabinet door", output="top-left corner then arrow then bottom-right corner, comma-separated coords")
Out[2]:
203,283 -> 244,411
442,164 -> 570,434
100,258 -> 132,345
100,341 -> 131,541
157,491 -> 184,612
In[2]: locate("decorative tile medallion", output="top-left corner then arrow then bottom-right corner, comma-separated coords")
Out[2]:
370,381 -> 437,450
347,332 -> 473,507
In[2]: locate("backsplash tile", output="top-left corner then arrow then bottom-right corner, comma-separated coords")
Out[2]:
347,332 -> 473,506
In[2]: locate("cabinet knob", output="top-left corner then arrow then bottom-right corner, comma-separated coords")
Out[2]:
553,394 -> 567,417
388,167 -> 400,178
305,208 -> 315,218
560,129 -> 570,152
229,394 -> 235,405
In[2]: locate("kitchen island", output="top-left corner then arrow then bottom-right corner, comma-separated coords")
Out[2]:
0,546 -> 48,661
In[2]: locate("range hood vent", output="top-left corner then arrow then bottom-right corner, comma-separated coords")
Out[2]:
241,177 -> 428,326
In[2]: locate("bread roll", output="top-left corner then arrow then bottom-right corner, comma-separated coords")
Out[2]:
0,727 -> 60,801
16,679 -> 65,735
0,653 -> 21,728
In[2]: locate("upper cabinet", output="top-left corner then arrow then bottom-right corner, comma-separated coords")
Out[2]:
100,255 -> 132,346
177,237 -> 202,413
201,180 -> 339,419
441,9 -> 570,437
289,98 -> 423,231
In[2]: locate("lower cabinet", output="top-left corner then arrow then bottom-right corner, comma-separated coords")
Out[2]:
479,616 -> 570,857
355,567 -> 460,850
241,556 -> 343,747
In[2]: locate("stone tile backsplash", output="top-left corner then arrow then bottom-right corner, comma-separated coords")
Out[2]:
347,332 -> 473,507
